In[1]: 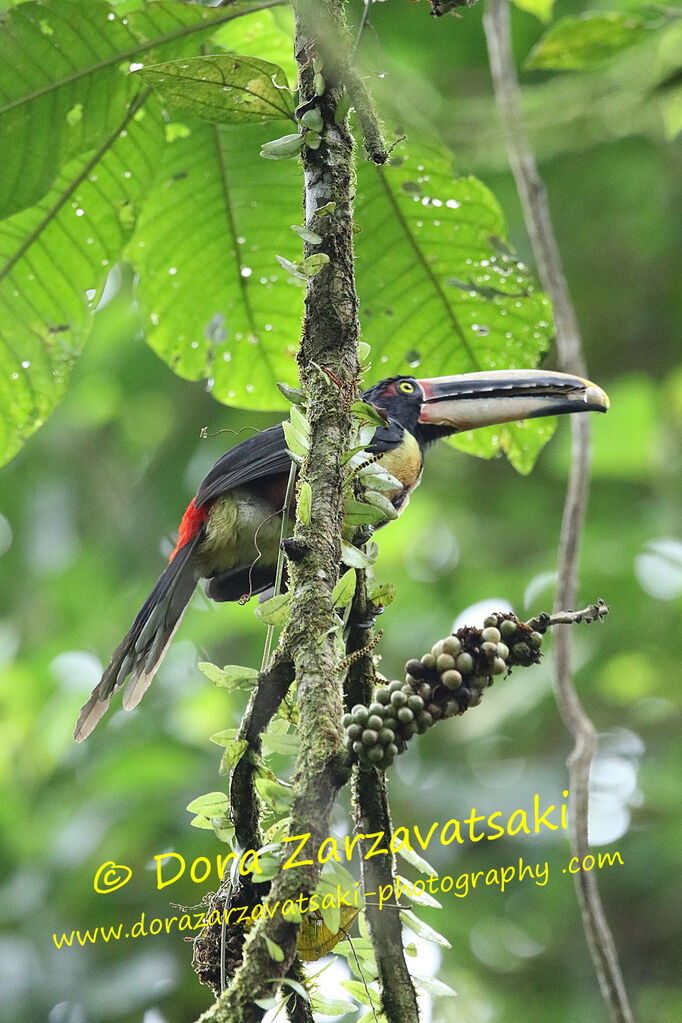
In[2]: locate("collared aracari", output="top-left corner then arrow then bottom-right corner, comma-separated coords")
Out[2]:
74,369 -> 608,741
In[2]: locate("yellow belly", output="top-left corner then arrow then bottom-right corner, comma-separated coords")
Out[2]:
377,431 -> 424,513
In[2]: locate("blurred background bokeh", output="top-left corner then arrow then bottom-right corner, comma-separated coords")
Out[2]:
0,0 -> 680,1021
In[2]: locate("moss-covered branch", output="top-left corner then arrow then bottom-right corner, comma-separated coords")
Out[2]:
195,3 -> 363,1019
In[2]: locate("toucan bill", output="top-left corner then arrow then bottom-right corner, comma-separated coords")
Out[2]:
417,369 -> 609,431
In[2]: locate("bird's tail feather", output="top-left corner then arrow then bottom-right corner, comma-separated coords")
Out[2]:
73,533 -> 203,742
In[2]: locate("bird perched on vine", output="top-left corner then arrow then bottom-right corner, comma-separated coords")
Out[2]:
74,368 -> 608,741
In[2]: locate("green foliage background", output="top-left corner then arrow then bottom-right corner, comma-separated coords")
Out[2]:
0,0 -> 680,1021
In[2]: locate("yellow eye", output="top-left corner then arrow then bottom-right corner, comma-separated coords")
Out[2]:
398,381 -> 415,394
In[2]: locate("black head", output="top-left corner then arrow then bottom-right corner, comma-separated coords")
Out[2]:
361,370 -> 609,448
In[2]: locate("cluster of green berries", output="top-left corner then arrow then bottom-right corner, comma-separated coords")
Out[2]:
343,613 -> 544,771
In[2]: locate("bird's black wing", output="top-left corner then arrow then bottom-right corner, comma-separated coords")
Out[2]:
195,416 -> 405,509
195,423 -> 291,508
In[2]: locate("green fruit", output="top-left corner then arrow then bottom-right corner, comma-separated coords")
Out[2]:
496,642 -> 510,660
386,743 -> 399,759
405,658 -> 423,677
347,723 -> 363,740
344,735 -> 354,750
530,631 -> 544,650
352,740 -> 364,756
390,691 -> 407,709
342,713 -> 353,728
513,642 -> 531,660
480,641 -> 498,658
431,640 -> 445,659
389,679 -> 404,694
443,636 -> 461,656
456,652 -> 474,675
421,653 -> 437,669
500,619 -> 517,640
369,702 -> 385,717
352,704 -> 369,724
420,683 -> 432,700
436,652 -> 456,672
481,626 -> 501,644
402,682 -> 414,693
362,729 -> 379,746
492,657 -> 507,675
428,703 -> 442,721
417,711 -> 433,732
407,695 -> 424,713
367,715 -> 383,731
397,707 -> 414,724
374,687 -> 391,705
379,728 -> 395,745
483,615 -> 498,628
443,699 -> 458,718
367,746 -> 384,763
401,721 -> 418,738
468,692 -> 482,707
441,669 -> 462,691
383,717 -> 397,733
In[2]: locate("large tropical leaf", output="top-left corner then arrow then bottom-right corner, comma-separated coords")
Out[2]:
354,141 -> 556,471
0,98 -> 164,467
136,54 -> 295,125
127,119 -> 304,407
0,0 -> 284,218
130,123 -> 556,469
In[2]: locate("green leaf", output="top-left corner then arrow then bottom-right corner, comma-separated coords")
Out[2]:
291,224 -> 323,244
411,972 -> 457,998
261,723 -> 300,756
340,980 -> 380,1007
396,875 -> 442,908
526,14 -> 648,72
127,120 -> 304,411
0,0 -> 269,219
254,591 -> 292,626
510,0 -> 555,23
340,540 -> 376,569
211,815 -> 235,844
395,844 -> 439,876
331,568 -> 357,608
189,814 -> 214,830
282,420 -> 309,458
299,253 -> 329,277
278,978 -> 310,1002
136,54 -> 294,125
401,909 -> 451,948
343,499 -> 389,527
320,898 -> 340,937
0,98 -> 163,468
261,133 -> 303,160
219,738 -> 249,773
199,662 -> 259,688
276,381 -> 306,404
297,481 -> 312,525
255,774 -> 294,810
186,791 -> 228,815
350,400 -> 388,427
310,994 -> 355,1017
366,580 -> 396,608
265,936 -> 284,962
355,140 -> 556,472
209,728 -> 238,747
289,403 -> 310,437
363,490 -> 399,521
